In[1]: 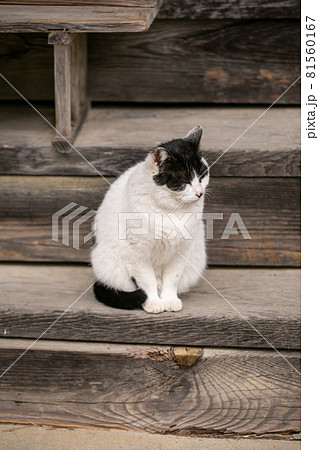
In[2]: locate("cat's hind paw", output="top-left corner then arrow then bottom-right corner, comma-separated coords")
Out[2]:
142,298 -> 165,314
162,297 -> 183,312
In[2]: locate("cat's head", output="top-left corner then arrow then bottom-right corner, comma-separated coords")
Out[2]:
149,126 -> 209,207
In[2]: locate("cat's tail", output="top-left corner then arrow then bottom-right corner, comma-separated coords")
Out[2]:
93,281 -> 146,310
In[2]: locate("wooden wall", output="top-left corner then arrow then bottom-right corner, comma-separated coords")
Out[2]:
0,0 -> 300,103
87,20 -> 300,104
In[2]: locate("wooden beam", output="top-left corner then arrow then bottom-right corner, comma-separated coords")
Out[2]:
49,32 -> 89,153
0,4 -> 162,33
52,35 -> 72,139
1,1 -> 158,6
0,0 -> 300,19
0,338 -> 301,435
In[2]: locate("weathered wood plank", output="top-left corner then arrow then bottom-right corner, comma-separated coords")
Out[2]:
0,264 -> 301,348
0,339 -> 301,435
0,0 -> 300,19
0,1 -> 158,7
0,105 -> 301,177
88,20 -> 300,104
0,20 -> 300,103
0,4 -> 161,33
0,176 -> 300,266
205,178 -> 300,267
158,0 -> 300,19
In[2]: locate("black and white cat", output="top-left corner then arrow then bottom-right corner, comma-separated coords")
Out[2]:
91,125 -> 209,313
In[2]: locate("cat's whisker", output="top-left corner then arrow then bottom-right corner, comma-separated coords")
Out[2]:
173,197 -> 188,211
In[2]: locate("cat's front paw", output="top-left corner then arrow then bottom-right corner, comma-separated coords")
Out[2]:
142,298 -> 165,314
162,296 -> 183,312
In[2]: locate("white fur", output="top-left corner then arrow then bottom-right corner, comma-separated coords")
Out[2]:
91,153 -> 209,314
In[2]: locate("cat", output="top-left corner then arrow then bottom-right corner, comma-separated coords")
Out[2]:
91,125 -> 209,314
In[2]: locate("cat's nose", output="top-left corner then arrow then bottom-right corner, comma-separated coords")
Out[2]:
193,184 -> 203,198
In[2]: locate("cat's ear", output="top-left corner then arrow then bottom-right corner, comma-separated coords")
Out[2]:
184,125 -> 203,147
152,147 -> 168,168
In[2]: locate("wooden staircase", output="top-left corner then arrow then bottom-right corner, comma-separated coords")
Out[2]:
1,264 -> 300,435
0,0 -> 300,442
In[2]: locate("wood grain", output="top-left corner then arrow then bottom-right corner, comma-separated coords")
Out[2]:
50,33 -> 89,152
0,34 -> 54,101
0,105 -> 301,177
0,4 -> 161,33
0,175 -> 300,266
53,39 -> 72,137
0,264 -> 300,348
88,20 -> 300,104
0,20 -> 300,103
0,0 -> 299,19
0,338 -> 301,435
158,0 -> 300,19
0,1 -> 158,7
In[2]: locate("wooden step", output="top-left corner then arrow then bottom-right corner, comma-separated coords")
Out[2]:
0,262 -> 301,434
0,104 -> 301,177
0,176 -> 300,266
0,3 -> 161,33
0,338 -> 301,436
0,105 -> 300,266
0,264 -> 300,349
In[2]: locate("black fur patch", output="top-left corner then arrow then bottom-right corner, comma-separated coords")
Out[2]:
152,137 -> 208,191
94,280 -> 146,310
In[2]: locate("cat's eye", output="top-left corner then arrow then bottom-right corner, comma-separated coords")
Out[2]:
199,170 -> 208,181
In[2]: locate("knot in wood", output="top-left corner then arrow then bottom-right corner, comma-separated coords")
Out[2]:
172,347 -> 203,367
